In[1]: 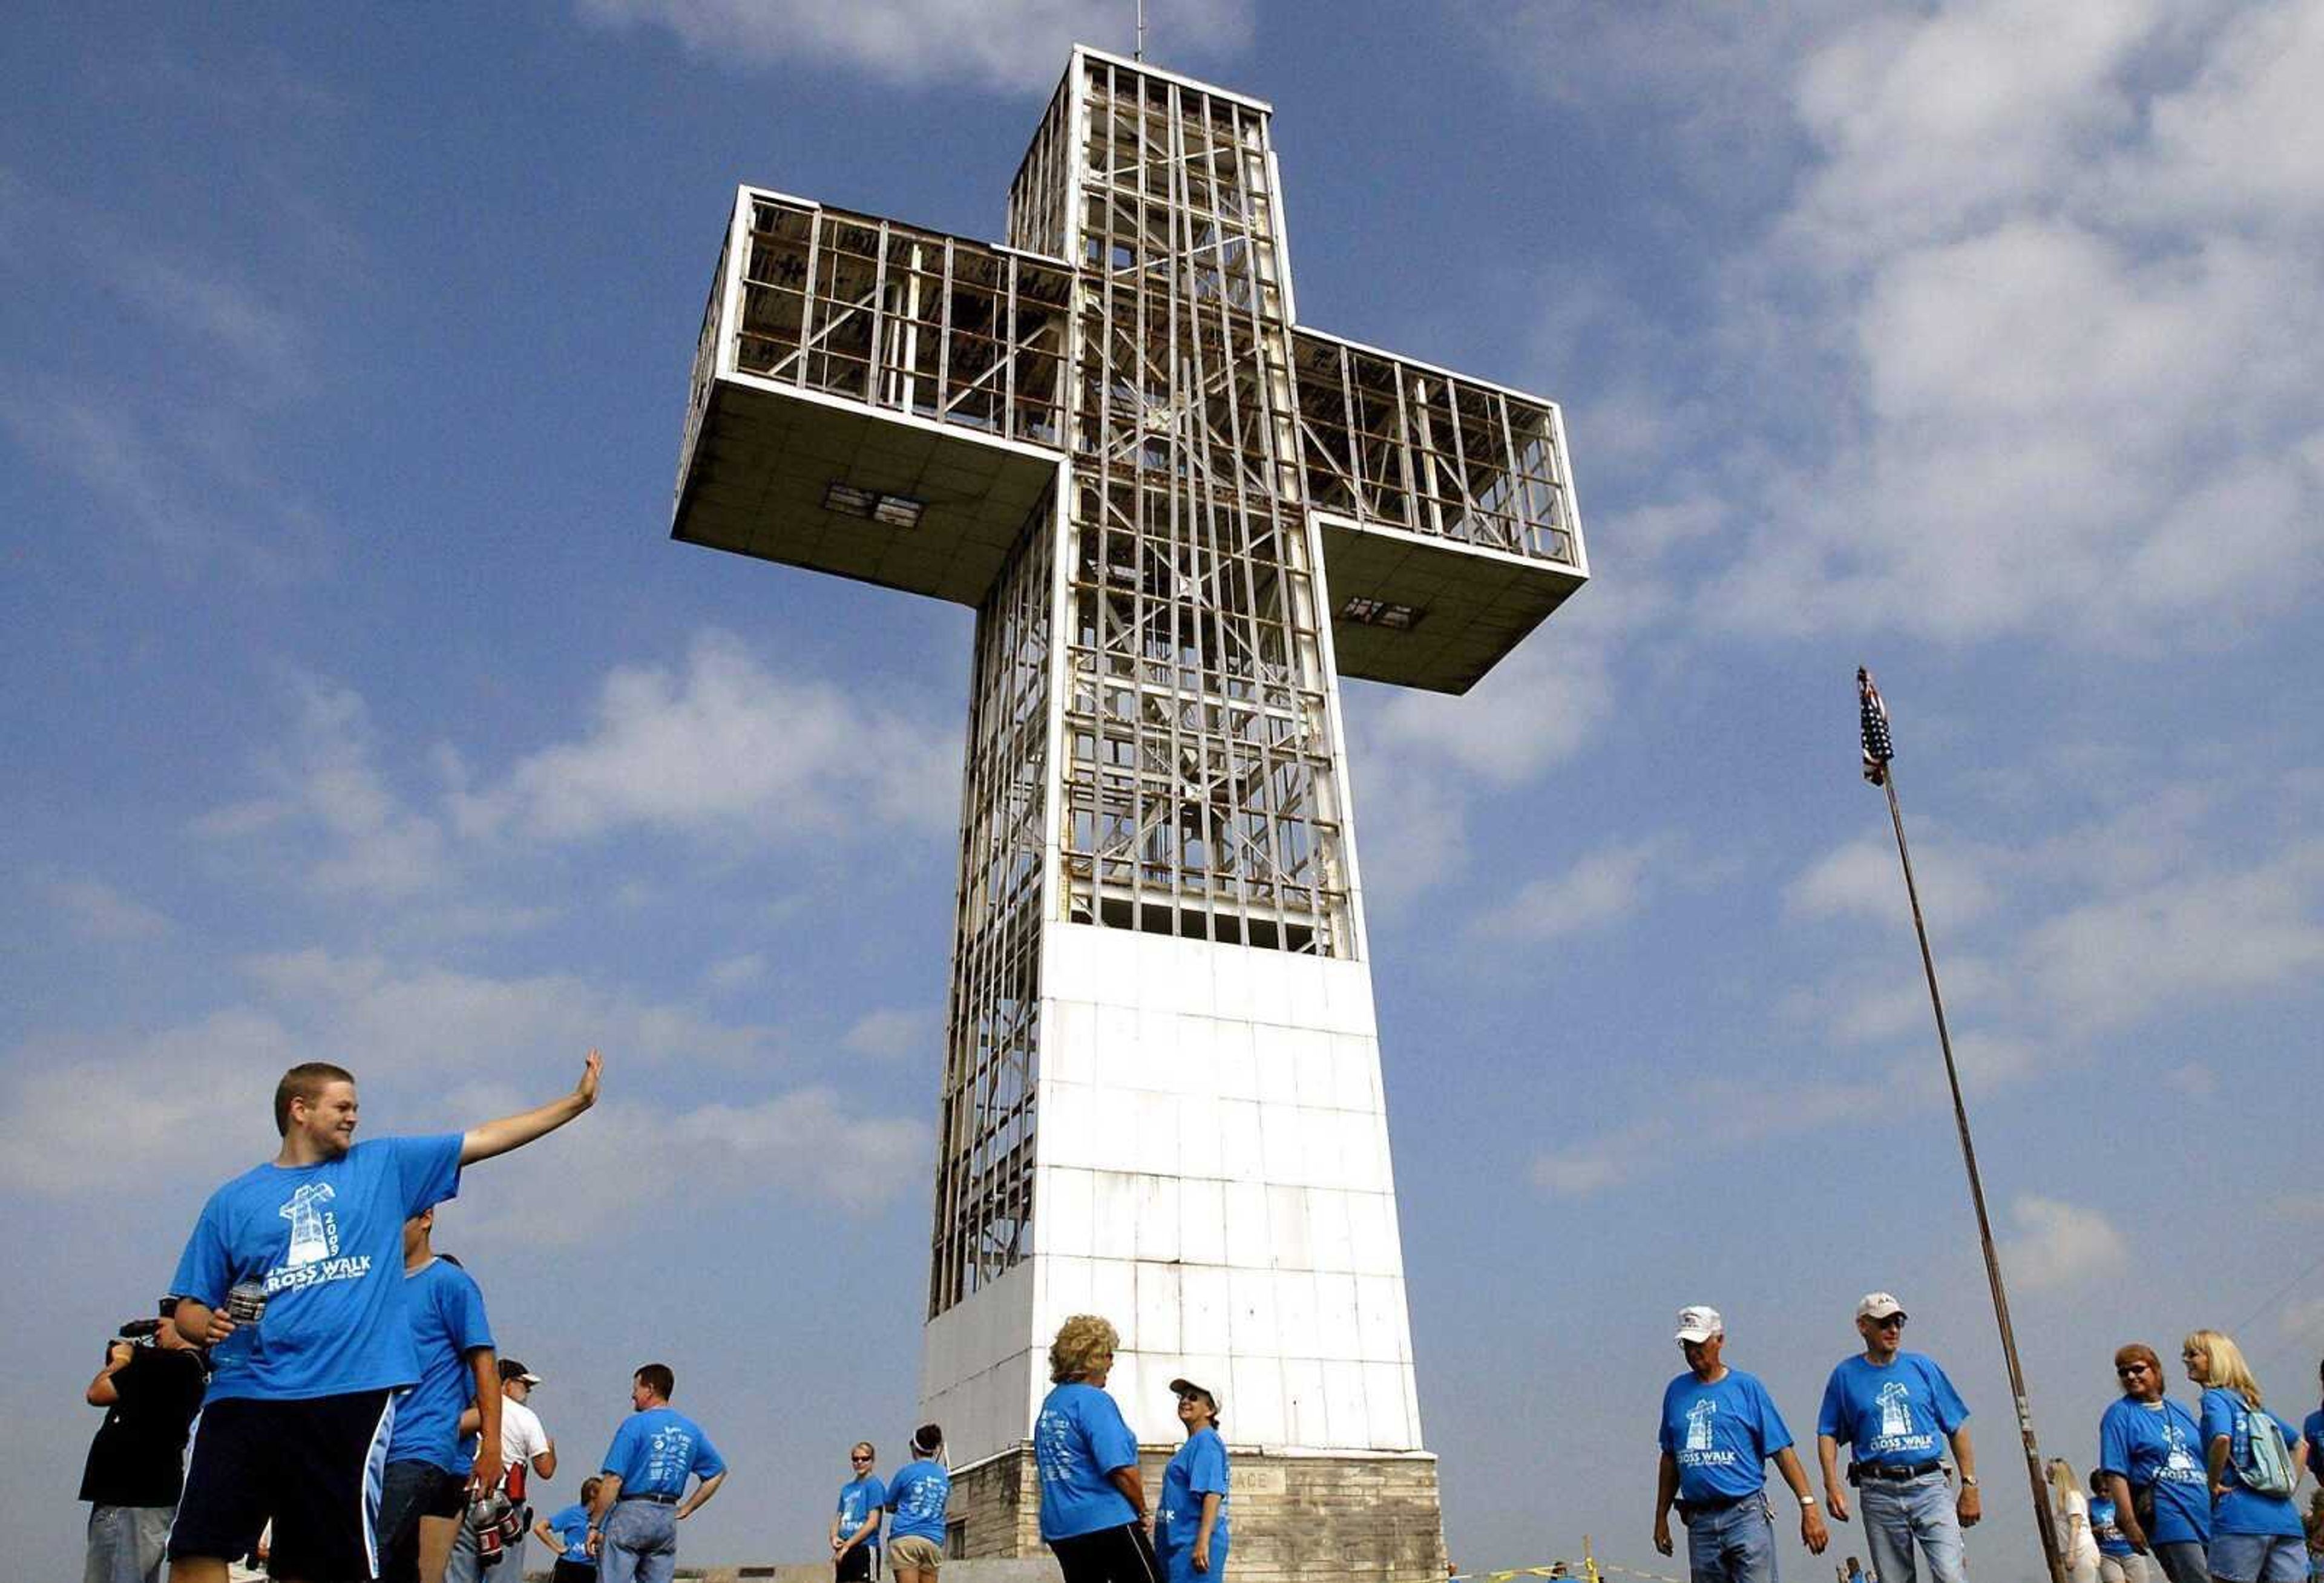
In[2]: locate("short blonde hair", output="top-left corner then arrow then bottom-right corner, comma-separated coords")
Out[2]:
1049,1314 -> 1120,1384
2184,1328 -> 2264,1408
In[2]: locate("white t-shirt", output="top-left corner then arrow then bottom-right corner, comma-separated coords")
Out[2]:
501,1395 -> 551,1471
2060,1487 -> 2100,1565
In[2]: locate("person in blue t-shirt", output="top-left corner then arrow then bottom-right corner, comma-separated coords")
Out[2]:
2086,1469 -> 2137,1583
377,1208 -> 501,1583
832,1440 -> 887,1582
2099,1342 -> 2213,1583
886,1425 -> 952,1583
1157,1377 -> 1230,1581
1655,1305 -> 1829,1583
1816,1293 -> 1978,1583
534,1477 -> 602,1583
2183,1329 -> 2309,1583
2302,1357 -> 2323,1509
1035,1314 -> 1157,1583
584,1363 -> 728,1583
165,1051 -> 603,1583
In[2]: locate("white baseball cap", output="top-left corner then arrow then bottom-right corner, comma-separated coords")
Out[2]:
1855,1292 -> 1907,1322
1675,1305 -> 1724,1343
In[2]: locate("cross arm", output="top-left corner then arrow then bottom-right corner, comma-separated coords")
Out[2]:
1292,327 -> 1588,695
672,188 -> 1069,607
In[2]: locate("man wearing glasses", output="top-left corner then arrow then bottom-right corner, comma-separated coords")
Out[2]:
1816,1294 -> 1978,1583
2099,1344 -> 2210,1583
832,1441 -> 886,1582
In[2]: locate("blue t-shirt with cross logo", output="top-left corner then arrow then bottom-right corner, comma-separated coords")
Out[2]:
837,1473 -> 887,1548
1659,1369 -> 1794,1503
1817,1353 -> 1969,1469
171,1133 -> 463,1401
2098,1395 -> 2212,1546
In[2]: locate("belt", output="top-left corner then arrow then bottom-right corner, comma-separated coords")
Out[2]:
620,1492 -> 681,1506
1676,1491 -> 1757,1516
1851,1460 -> 1945,1483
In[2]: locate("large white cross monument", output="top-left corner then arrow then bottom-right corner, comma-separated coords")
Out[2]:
668,47 -> 1588,1581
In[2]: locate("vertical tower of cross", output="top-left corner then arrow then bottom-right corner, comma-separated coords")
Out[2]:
669,47 -> 1586,1580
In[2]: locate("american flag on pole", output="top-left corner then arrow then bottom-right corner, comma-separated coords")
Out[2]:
1858,666 -> 1893,786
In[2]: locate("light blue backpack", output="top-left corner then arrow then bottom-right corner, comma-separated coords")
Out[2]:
2233,1403 -> 2296,1498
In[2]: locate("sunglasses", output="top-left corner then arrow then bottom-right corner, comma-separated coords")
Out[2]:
2116,1365 -> 2152,1377
850,1455 -> 873,1463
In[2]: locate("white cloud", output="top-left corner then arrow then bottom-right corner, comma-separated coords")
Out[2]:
1810,955 -> 1999,1046
574,0 -> 1253,92
241,948 -> 780,1073
1508,0 -> 2324,646
842,1007 -> 937,1061
0,1011 -> 300,1193
1360,579 -> 1631,790
443,1086 -> 929,1241
199,674 -> 451,899
452,631 -> 959,845
45,876 -> 172,942
1477,839 -> 1662,942
2163,1061 -> 2217,1100
198,634 -> 959,912
2280,1296 -> 2324,1344
1786,833 -> 1998,926
0,953 -> 920,1219
1345,576 -> 1644,904
703,952 -> 767,990
2021,841 -> 2324,1035
1531,1118 -> 1672,1198
107,250 -> 305,390
1998,1194 -> 2130,1293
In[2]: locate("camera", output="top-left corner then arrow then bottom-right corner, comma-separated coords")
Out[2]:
112,1297 -> 180,1350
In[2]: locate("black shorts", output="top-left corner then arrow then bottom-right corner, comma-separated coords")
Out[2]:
379,1460 -> 470,1583
169,1390 -> 396,1578
552,1562 -> 599,1583
837,1542 -> 884,1582
1049,1522 -> 1162,1583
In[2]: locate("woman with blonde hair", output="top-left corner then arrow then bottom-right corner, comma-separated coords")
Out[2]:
2181,1329 -> 2308,1583
2050,1457 -> 2102,1583
1035,1315 -> 1160,1582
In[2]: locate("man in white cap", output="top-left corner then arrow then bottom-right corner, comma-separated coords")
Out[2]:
445,1359 -> 559,1583
1656,1305 -> 1829,1583
1816,1293 -> 1978,1583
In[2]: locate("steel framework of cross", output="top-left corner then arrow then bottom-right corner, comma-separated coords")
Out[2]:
669,46 -> 1586,1576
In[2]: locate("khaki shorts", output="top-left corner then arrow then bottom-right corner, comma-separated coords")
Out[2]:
889,1535 -> 943,1573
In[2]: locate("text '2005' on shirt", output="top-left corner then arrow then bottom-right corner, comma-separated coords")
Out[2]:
171,1134 -> 464,1401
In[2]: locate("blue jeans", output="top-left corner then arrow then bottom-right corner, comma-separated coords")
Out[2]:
2152,1542 -> 2211,1583
1858,1471 -> 1966,1583
85,1505 -> 173,1583
1684,1494 -> 1779,1583
600,1501 -> 678,1583
443,1509 -> 481,1583
2206,1533 -> 2306,1583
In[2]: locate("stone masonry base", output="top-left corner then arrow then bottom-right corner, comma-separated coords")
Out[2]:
945,1444 -> 1447,1583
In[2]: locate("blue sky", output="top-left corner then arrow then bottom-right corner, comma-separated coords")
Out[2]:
5,2 -> 2322,1577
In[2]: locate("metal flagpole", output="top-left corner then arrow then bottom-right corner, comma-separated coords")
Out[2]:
1856,667 -> 2067,1583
